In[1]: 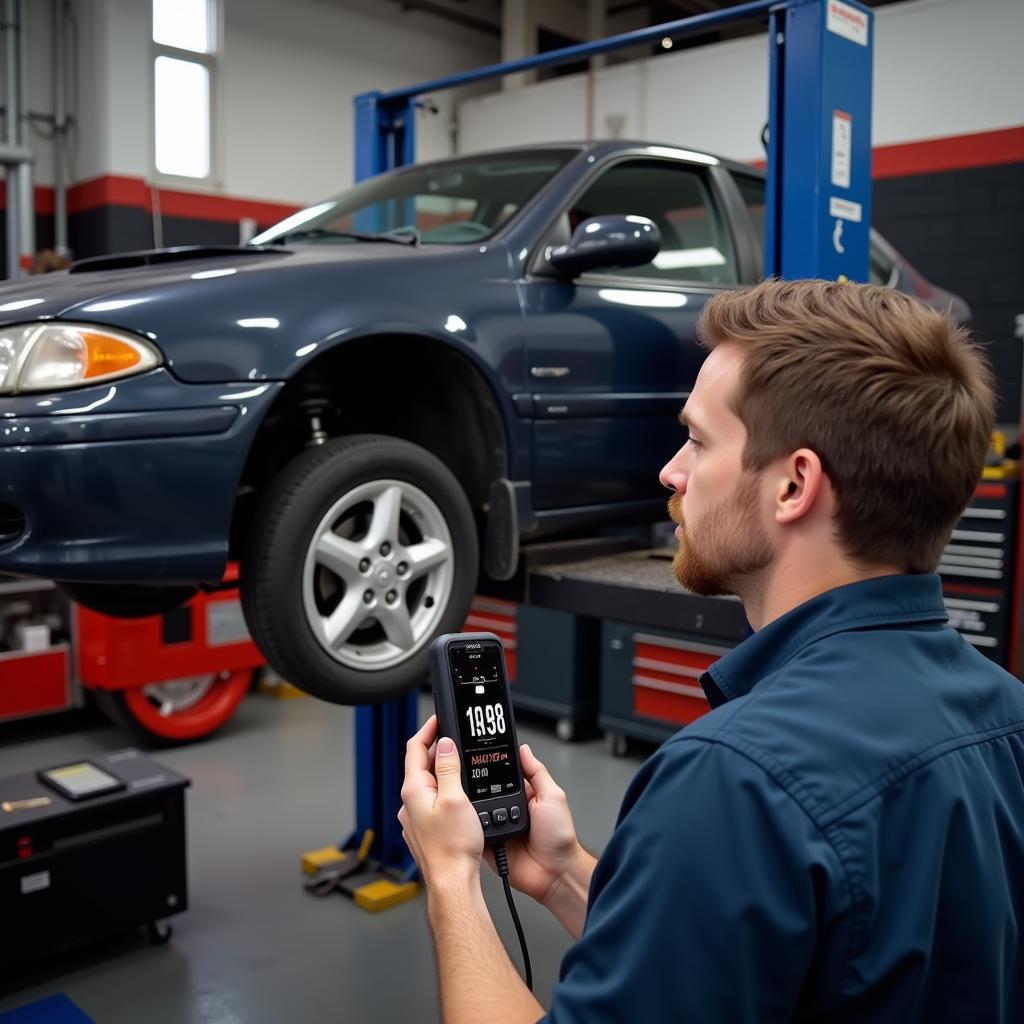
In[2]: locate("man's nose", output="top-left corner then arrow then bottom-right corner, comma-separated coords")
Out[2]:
659,451 -> 687,493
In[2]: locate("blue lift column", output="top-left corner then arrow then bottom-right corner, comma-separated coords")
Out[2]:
766,0 -> 874,280
332,0 -> 874,909
343,90 -> 420,885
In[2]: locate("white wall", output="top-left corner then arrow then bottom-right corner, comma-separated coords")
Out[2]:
459,0 -> 1024,162
11,0 -> 1021,204
220,0 -> 499,202
20,0 -> 499,204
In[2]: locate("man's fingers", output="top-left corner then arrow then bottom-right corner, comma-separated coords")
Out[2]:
403,716 -> 439,797
433,736 -> 465,801
520,743 -> 561,800
407,715 -> 437,759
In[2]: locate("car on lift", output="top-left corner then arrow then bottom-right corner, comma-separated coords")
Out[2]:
0,141 -> 968,716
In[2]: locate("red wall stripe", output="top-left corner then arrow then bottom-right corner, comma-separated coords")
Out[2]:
2,126 -> 1021,224
0,176 -> 298,225
64,175 -> 299,224
872,126 -> 1024,179
746,126 -> 1024,178
0,181 -> 54,215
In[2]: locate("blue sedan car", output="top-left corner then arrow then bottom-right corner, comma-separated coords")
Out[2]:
0,141 -> 967,705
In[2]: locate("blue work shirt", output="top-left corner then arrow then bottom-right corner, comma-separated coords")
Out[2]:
544,574 -> 1024,1022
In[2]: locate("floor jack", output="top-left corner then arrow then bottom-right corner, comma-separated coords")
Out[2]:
301,693 -> 421,912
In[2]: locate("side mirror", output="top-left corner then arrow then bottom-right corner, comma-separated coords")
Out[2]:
548,215 -> 661,278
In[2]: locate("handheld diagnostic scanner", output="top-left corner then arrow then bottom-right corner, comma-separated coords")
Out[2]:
429,631 -> 529,846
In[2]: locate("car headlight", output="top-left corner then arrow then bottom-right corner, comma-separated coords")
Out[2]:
0,323 -> 161,394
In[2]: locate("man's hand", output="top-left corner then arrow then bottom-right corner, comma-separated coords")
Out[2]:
485,743 -> 596,940
401,715 -> 545,1024
399,714 -> 484,888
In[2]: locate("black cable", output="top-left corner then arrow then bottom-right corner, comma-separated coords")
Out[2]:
493,843 -> 533,992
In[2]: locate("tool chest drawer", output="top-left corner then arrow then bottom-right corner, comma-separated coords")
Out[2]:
600,622 -> 732,748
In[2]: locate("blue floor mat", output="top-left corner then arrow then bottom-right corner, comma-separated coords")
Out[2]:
0,995 -> 93,1023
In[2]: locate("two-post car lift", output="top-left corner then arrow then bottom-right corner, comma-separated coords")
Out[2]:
303,0 -> 876,909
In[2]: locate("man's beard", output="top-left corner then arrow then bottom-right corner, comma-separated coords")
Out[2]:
668,472 -> 772,597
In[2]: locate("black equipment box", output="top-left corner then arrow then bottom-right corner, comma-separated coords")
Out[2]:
0,748 -> 189,972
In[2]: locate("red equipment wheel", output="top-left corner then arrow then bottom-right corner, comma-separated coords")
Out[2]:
93,669 -> 253,745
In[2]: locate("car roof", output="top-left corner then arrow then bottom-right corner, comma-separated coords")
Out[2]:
400,140 -> 765,179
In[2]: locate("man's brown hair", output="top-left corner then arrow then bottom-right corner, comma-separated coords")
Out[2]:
697,279 -> 996,573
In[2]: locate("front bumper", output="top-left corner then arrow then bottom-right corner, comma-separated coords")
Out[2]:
0,369 -> 282,583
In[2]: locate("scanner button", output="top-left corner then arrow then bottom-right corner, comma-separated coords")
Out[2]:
478,812 -> 491,828
510,806 -> 521,823
493,808 -> 509,825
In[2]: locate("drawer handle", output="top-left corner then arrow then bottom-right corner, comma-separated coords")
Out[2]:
632,674 -> 707,701
632,657 -> 704,680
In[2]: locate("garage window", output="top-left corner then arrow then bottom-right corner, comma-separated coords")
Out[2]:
152,0 -> 218,182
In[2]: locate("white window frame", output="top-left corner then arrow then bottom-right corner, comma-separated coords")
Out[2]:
150,0 -> 222,189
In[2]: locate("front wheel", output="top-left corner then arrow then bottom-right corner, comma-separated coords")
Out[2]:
241,435 -> 479,704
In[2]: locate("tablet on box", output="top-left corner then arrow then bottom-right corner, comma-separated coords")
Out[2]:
37,760 -> 126,801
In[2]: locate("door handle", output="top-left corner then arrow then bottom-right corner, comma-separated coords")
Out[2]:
530,367 -> 570,379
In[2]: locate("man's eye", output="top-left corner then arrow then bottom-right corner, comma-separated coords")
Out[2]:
687,436 -> 702,449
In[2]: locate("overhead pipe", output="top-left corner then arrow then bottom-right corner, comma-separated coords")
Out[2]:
52,0 -> 67,255
15,0 -> 34,272
3,0 -> 20,277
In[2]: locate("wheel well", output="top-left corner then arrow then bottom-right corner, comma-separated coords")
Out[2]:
229,334 -> 508,559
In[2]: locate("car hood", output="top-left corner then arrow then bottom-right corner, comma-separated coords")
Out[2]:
0,242 -> 516,383
0,244 -> 440,322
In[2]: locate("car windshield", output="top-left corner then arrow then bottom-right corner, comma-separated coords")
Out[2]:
251,150 -> 578,247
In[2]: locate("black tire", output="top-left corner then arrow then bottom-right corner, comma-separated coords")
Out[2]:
241,434 -> 479,704
60,582 -> 197,619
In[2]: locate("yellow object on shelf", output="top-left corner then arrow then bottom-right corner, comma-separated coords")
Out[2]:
981,431 -> 1020,480
982,462 -> 1020,481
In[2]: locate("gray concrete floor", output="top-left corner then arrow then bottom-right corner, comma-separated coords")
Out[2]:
0,692 -> 646,1023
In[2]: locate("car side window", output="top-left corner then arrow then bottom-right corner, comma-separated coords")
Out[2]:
569,159 -> 738,286
869,243 -> 898,288
732,171 -> 897,287
732,173 -> 767,265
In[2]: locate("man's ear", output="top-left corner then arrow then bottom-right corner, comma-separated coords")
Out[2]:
775,449 -> 825,525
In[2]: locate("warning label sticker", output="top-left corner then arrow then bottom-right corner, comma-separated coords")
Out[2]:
831,111 -> 852,189
829,196 -> 863,222
827,1 -> 869,46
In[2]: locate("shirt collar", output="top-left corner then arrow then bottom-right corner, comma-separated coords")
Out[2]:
701,573 -> 949,708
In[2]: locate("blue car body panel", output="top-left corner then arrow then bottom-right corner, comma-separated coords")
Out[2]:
0,141 -> 964,586
0,371 -> 281,581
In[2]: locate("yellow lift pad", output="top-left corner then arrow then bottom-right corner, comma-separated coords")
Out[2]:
301,832 -> 421,912
354,879 -> 421,913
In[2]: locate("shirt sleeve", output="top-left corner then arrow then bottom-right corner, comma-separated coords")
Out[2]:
541,737 -> 849,1023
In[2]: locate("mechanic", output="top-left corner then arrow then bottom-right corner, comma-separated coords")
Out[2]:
399,279 -> 1024,1023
